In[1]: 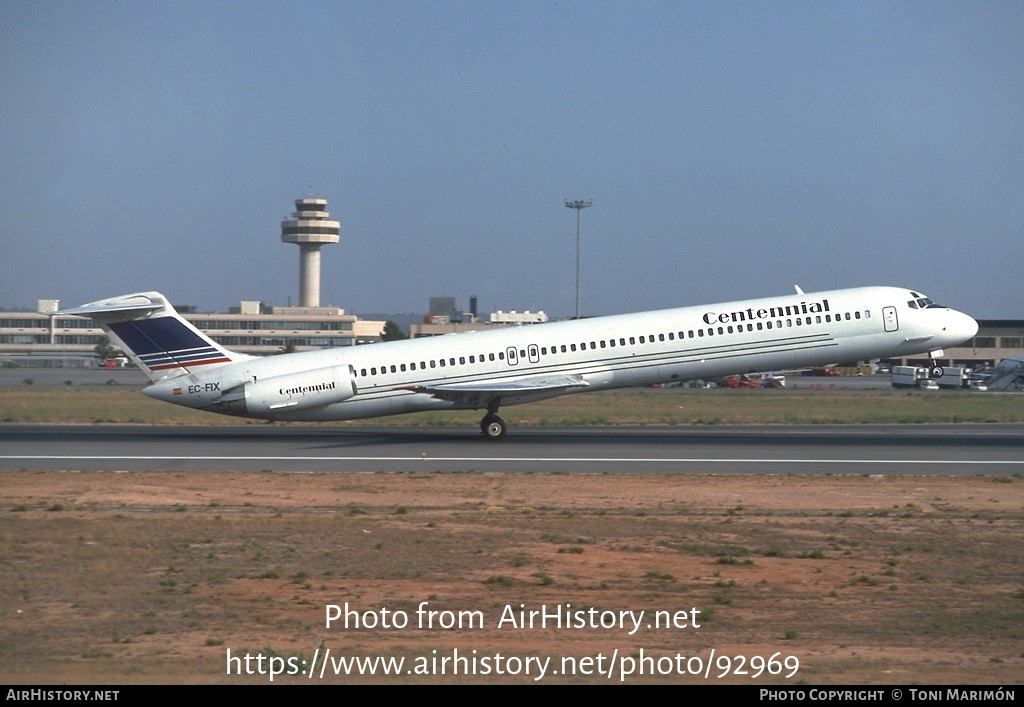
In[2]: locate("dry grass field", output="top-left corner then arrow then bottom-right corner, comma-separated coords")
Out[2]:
2,470 -> 1022,685
1,387 -> 1022,684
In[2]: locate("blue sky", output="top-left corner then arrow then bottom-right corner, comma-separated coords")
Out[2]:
1,1 -> 1021,318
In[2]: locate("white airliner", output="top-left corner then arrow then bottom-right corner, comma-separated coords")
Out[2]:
59,286 -> 978,439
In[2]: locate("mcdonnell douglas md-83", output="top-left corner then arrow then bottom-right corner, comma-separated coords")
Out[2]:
60,286 -> 978,439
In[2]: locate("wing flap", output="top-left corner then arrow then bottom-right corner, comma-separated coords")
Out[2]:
406,373 -> 589,401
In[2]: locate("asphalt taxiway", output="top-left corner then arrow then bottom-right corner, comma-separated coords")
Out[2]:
1,423 -> 1021,475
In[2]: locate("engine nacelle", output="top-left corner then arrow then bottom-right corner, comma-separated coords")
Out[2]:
240,365 -> 357,416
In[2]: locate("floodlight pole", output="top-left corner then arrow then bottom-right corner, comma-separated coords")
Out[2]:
565,199 -> 592,319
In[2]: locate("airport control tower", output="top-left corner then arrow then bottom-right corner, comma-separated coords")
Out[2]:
280,197 -> 341,307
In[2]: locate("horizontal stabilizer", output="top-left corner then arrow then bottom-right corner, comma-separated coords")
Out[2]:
57,293 -> 166,321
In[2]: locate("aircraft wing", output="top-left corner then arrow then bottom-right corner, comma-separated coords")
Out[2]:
406,373 -> 589,401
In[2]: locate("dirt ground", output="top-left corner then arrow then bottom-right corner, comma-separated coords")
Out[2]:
1,470 -> 1022,685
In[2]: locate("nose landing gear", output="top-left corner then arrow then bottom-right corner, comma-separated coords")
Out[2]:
927,349 -> 944,379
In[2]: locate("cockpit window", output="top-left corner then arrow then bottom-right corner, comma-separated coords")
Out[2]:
907,296 -> 936,309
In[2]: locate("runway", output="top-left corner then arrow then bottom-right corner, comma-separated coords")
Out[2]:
1,423 -> 1021,474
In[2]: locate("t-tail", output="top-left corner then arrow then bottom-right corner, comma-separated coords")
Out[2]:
58,292 -> 249,381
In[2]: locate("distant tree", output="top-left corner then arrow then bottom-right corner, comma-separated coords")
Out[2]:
94,335 -> 120,361
381,320 -> 407,342
277,342 -> 298,355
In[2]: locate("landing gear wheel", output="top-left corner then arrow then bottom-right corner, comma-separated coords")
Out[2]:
481,413 -> 507,440
930,365 -> 944,379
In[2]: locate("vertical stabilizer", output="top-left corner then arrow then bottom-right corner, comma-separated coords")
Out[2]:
58,292 -> 248,381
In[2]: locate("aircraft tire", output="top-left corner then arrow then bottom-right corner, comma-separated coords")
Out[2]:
482,414 -> 507,440
930,366 -> 944,378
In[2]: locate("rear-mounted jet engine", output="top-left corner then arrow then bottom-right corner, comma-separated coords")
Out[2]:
214,365 -> 357,416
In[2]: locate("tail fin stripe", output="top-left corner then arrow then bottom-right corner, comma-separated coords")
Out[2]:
148,357 -> 232,371
140,350 -> 231,366
142,348 -> 233,370
139,348 -> 225,364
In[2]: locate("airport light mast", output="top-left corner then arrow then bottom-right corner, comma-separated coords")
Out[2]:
564,199 -> 593,319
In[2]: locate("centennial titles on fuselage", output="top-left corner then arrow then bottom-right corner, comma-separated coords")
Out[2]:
280,380 -> 336,397
702,298 -> 830,326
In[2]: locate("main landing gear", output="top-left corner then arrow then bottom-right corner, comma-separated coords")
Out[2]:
480,413 -> 507,440
480,398 -> 507,440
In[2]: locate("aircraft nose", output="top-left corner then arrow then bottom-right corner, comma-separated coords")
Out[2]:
945,309 -> 978,345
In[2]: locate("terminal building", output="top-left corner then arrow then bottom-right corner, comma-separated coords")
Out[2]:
408,295 -> 549,338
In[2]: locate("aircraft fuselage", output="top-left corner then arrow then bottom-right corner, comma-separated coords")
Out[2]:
138,285 -> 977,427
